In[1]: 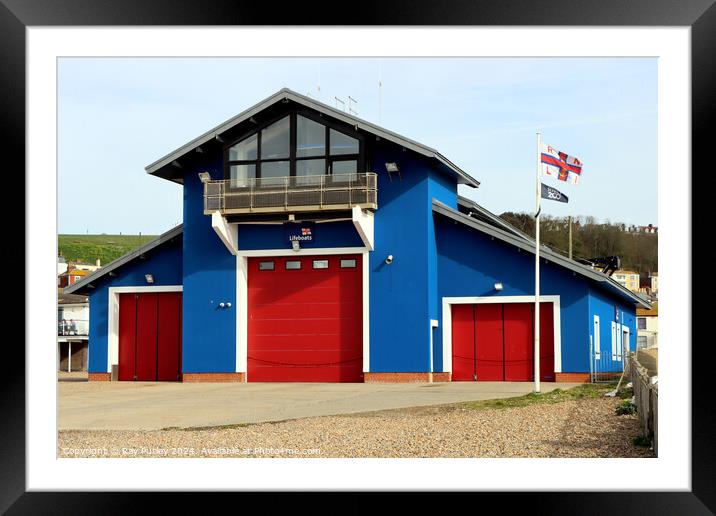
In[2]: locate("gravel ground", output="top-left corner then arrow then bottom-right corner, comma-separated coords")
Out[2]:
58,396 -> 654,458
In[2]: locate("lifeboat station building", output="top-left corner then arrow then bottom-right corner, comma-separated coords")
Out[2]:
66,88 -> 648,383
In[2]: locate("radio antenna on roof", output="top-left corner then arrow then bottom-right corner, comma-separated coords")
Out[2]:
348,96 -> 358,116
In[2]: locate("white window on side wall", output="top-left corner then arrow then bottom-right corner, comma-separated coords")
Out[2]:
593,315 -> 601,359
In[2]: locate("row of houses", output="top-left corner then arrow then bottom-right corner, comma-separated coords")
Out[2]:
64,88 -> 651,383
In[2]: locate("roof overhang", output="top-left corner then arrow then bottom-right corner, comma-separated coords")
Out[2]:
145,88 -> 480,188
64,225 -> 183,295
432,200 -> 651,309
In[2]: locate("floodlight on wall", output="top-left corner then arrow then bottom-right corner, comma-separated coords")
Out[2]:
145,274 -> 155,284
385,162 -> 401,182
198,171 -> 211,183
494,282 -> 503,291
292,240 -> 301,252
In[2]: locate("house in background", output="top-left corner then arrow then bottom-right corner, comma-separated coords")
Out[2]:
70,259 -> 102,272
58,256 -> 68,275
636,302 -> 658,349
66,87 -> 648,384
612,270 -> 641,293
58,292 -> 90,372
650,272 -> 658,296
58,268 -> 91,288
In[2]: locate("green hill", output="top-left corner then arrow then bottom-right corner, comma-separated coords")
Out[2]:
58,234 -> 157,266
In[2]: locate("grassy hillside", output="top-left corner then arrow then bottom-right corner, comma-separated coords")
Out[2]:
58,234 -> 157,266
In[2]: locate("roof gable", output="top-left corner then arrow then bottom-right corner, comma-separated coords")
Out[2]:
63,225 -> 183,294
145,88 -> 480,188
433,199 -> 650,308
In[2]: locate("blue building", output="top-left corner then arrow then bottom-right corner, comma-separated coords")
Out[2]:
66,88 -> 648,383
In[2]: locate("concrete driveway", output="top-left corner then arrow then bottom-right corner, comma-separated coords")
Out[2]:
58,380 -> 580,430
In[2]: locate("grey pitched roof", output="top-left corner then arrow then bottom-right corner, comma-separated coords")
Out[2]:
432,199 -> 650,309
457,195 -> 536,243
145,88 -> 480,188
58,292 -> 88,305
64,225 -> 183,295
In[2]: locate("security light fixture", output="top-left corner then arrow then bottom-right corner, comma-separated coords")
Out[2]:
198,171 -> 211,183
292,240 -> 301,252
494,282 -> 503,291
385,162 -> 399,172
145,274 -> 155,284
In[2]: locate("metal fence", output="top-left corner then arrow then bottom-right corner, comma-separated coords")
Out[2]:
204,172 -> 378,214
589,332 -> 629,383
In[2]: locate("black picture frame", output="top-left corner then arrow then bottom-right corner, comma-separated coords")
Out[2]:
6,0 -> 711,511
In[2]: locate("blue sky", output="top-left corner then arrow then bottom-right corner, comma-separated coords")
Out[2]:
58,57 -> 657,234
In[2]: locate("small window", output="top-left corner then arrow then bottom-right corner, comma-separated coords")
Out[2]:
312,260 -> 329,269
285,260 -> 301,270
340,259 -> 357,268
637,317 -> 646,330
259,261 -> 275,271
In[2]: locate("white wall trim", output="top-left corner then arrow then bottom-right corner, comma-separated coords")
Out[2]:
237,246 -> 367,257
429,319 -> 439,373
362,252 -> 370,373
106,285 -> 183,374
441,295 -> 561,374
351,206 -> 375,251
211,211 -> 238,255
235,248 -> 371,378
236,255 -> 248,373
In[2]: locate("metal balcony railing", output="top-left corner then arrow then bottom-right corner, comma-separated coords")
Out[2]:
58,319 -> 89,337
203,172 -> 378,215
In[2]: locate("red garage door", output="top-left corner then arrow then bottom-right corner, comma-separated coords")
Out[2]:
452,302 -> 555,382
247,255 -> 363,382
118,292 -> 182,381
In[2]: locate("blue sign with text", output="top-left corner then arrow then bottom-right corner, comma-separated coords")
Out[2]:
285,223 -> 316,247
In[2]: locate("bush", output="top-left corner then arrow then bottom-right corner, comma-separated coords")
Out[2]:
616,400 -> 636,415
633,435 -> 651,447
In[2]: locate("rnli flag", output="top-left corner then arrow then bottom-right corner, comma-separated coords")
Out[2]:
541,143 -> 583,185
541,183 -> 569,203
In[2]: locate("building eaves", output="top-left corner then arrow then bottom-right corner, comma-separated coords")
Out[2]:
432,200 -> 651,309
64,224 -> 183,295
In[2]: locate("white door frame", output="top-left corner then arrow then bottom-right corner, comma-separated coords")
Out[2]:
441,295 -> 562,374
106,285 -> 183,374
236,247 -> 371,377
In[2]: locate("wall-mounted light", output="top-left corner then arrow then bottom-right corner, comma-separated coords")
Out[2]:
292,240 -> 301,252
198,171 -> 211,183
145,274 -> 155,284
385,162 -> 399,172
494,282 -> 503,291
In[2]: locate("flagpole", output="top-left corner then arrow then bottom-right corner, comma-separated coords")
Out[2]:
534,131 -> 541,393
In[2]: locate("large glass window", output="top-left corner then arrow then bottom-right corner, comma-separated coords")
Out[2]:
229,133 -> 257,161
260,117 -> 290,159
330,129 -> 359,155
297,115 -> 325,157
230,164 -> 256,187
225,112 -> 362,182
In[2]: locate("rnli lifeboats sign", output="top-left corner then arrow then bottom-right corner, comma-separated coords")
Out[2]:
285,223 -> 316,246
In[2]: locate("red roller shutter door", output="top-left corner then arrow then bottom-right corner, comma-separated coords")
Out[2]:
474,304 -> 504,381
117,292 -> 182,381
451,301 -> 554,382
451,304 -> 475,381
248,255 -> 363,382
